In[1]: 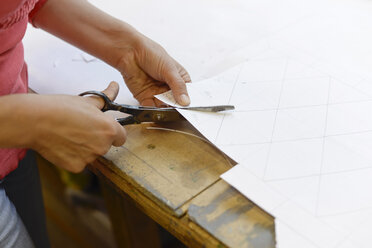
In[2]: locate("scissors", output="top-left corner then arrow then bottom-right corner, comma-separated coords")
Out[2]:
79,90 -> 235,125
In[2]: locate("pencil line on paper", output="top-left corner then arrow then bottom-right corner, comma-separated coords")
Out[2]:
315,76 -> 331,216
213,63 -> 245,144
262,58 -> 290,180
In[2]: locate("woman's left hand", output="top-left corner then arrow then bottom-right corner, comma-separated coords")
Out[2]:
115,33 -> 191,107
33,0 -> 190,106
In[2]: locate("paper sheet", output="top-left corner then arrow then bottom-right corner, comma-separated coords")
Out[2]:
22,0 -> 372,246
156,38 -> 372,247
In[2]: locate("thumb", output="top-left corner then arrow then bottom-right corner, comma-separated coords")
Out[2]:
163,64 -> 190,106
102,81 -> 119,101
87,81 -> 120,109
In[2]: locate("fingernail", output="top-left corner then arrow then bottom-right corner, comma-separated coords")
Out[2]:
180,94 -> 190,106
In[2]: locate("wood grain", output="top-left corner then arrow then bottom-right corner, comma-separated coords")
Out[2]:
188,180 -> 275,248
91,121 -> 275,247
103,121 -> 232,216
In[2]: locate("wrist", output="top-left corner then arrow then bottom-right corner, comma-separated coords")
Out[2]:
13,95 -> 48,149
0,94 -> 44,148
108,22 -> 143,70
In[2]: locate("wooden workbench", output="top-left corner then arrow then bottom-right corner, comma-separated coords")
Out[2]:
90,121 -> 276,248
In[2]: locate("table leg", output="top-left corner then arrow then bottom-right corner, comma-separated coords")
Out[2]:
100,180 -> 162,248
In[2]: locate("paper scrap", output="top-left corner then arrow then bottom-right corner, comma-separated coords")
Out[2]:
156,38 -> 372,248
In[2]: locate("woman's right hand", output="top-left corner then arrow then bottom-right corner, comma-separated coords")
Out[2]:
26,81 -> 126,172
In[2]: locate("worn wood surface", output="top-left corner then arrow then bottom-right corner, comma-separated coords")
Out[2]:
102,121 -> 232,217
188,180 -> 275,248
91,121 -> 276,247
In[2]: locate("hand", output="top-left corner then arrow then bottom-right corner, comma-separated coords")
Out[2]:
30,82 -> 126,173
32,0 -> 190,106
116,33 -> 191,107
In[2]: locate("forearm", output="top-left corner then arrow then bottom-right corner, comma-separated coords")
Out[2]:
0,94 -> 41,148
0,83 -> 126,173
31,0 -> 191,106
32,0 -> 140,68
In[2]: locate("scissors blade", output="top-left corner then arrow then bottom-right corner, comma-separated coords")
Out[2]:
131,105 -> 235,122
116,103 -> 234,113
178,105 -> 235,112
117,104 -> 234,123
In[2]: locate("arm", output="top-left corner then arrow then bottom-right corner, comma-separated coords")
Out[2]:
32,0 -> 191,106
0,82 -> 126,173
0,95 -> 36,148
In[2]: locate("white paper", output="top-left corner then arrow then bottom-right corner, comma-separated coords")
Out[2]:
156,37 -> 372,247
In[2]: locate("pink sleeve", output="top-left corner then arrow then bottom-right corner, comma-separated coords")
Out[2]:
28,0 -> 48,27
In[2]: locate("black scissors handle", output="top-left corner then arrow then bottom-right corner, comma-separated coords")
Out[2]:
79,90 -> 146,115
79,90 -> 141,125
79,90 -> 118,112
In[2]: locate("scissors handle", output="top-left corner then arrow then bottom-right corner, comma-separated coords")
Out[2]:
79,89 -> 138,125
79,90 -> 143,116
79,90 -> 169,125
79,90 -> 116,111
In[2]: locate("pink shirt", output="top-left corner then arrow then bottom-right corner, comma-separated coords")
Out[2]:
0,0 -> 47,178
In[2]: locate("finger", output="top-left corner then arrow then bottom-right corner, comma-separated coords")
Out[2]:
163,63 -> 190,106
154,98 -> 168,108
182,71 -> 192,84
135,84 -> 170,107
86,81 -> 120,109
112,122 -> 127,147
174,59 -> 192,83
102,81 -> 120,101
140,98 -> 156,107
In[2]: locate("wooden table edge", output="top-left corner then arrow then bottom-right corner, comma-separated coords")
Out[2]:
90,159 -> 228,248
